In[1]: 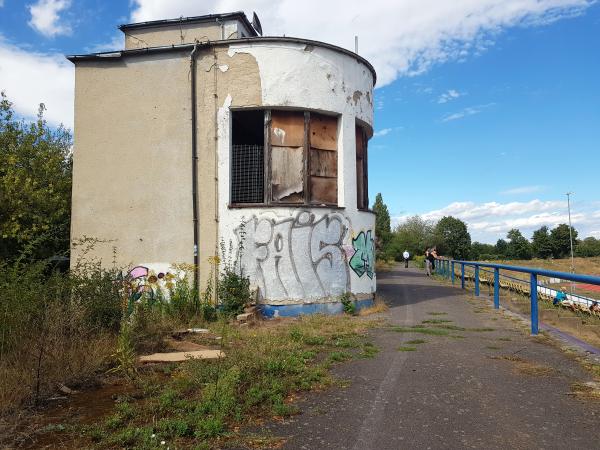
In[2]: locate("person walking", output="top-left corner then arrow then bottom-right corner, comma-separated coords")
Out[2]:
403,250 -> 410,268
425,248 -> 432,276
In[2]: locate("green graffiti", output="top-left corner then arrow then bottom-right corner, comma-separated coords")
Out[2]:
349,230 -> 375,279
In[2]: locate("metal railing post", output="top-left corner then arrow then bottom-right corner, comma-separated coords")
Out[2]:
494,268 -> 500,309
530,273 -> 539,335
451,261 -> 455,285
461,263 -> 465,289
475,265 -> 480,296
446,260 -> 449,279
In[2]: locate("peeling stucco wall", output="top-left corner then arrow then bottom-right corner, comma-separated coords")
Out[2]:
71,38 -> 375,306
218,42 -> 376,304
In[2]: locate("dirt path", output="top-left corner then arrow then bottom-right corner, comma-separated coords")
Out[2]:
262,265 -> 600,450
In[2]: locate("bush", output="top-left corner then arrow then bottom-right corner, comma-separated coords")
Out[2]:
0,260 -> 119,412
413,255 -> 425,269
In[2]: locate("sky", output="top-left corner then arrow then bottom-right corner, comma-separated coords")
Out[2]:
0,0 -> 598,244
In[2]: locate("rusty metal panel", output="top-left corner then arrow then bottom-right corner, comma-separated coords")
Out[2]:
310,176 -> 337,204
310,114 -> 338,151
271,145 -> 304,202
270,111 -> 305,147
310,148 -> 337,178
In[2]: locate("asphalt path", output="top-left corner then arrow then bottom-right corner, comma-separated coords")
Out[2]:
262,265 -> 600,450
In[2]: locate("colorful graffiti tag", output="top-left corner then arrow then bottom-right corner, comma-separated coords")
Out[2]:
349,230 -> 375,279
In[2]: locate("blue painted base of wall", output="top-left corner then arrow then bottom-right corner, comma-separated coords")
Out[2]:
257,297 -> 374,318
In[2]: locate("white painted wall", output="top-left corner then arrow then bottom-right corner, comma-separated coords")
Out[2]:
218,42 -> 376,305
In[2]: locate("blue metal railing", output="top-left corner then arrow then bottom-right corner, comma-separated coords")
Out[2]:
434,259 -> 600,335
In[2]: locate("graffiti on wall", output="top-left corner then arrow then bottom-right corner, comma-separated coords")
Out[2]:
348,230 -> 375,279
236,211 -> 350,300
122,265 -> 179,313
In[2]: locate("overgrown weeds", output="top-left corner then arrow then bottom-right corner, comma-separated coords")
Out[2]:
75,314 -> 377,448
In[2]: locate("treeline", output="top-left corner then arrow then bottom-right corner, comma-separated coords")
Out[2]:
372,193 -> 600,262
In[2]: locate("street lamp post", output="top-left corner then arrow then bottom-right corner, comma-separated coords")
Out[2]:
566,192 -> 575,295
566,192 -> 575,272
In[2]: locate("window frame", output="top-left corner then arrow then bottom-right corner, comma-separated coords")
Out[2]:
356,124 -> 369,211
229,108 -> 342,209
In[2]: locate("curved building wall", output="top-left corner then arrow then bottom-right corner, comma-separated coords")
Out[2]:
217,41 -> 376,314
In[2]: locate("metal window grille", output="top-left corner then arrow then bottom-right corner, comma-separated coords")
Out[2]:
231,144 -> 264,203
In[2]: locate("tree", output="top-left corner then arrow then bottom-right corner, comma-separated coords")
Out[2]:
389,215 -> 435,260
433,216 -> 471,259
495,239 -> 508,258
372,193 -> 391,259
0,92 -> 72,261
550,224 -> 578,258
531,226 -> 553,259
506,228 -> 532,260
576,237 -> 600,257
471,242 -> 497,260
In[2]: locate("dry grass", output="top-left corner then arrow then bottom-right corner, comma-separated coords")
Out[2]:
358,298 -> 389,316
0,302 -> 116,414
485,257 -> 600,277
492,355 -> 556,377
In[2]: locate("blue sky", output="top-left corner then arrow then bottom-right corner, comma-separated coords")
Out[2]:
0,0 -> 598,243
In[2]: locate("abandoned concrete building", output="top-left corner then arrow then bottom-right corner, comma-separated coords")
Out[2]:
68,11 -> 376,316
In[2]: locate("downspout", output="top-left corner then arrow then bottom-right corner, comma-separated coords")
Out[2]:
190,42 -> 200,291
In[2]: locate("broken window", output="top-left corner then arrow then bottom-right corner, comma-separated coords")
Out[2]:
270,111 -> 305,203
356,125 -> 369,210
231,110 -> 265,203
230,109 -> 339,207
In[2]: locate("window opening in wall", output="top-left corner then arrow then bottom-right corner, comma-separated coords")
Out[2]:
231,110 -> 264,203
356,125 -> 369,210
230,109 -> 339,207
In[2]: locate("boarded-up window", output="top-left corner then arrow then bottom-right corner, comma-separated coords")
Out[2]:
270,111 -> 305,203
356,126 -> 368,210
309,113 -> 338,204
230,108 -> 340,207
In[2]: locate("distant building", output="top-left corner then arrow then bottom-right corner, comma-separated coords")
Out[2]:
68,11 -> 376,316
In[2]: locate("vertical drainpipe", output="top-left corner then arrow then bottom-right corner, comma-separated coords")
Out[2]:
190,42 -> 200,291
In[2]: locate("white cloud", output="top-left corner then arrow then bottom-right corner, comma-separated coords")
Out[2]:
0,1 -> 4,8
0,36 -> 74,128
500,185 -> 545,195
394,199 -> 600,243
438,89 -> 462,103
442,103 -> 495,122
28,0 -> 72,38
131,0 -> 593,86
374,128 -> 392,137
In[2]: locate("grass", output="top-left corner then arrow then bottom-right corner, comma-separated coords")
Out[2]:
397,346 -> 417,352
44,314 -> 378,449
427,312 -> 448,316
358,299 -> 389,316
389,326 -> 451,336
421,319 -> 453,324
406,339 -> 427,345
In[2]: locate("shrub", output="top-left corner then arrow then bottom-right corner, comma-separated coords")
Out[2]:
413,255 -> 425,268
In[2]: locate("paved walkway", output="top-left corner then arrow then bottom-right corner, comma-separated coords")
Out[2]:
266,266 -> 600,450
